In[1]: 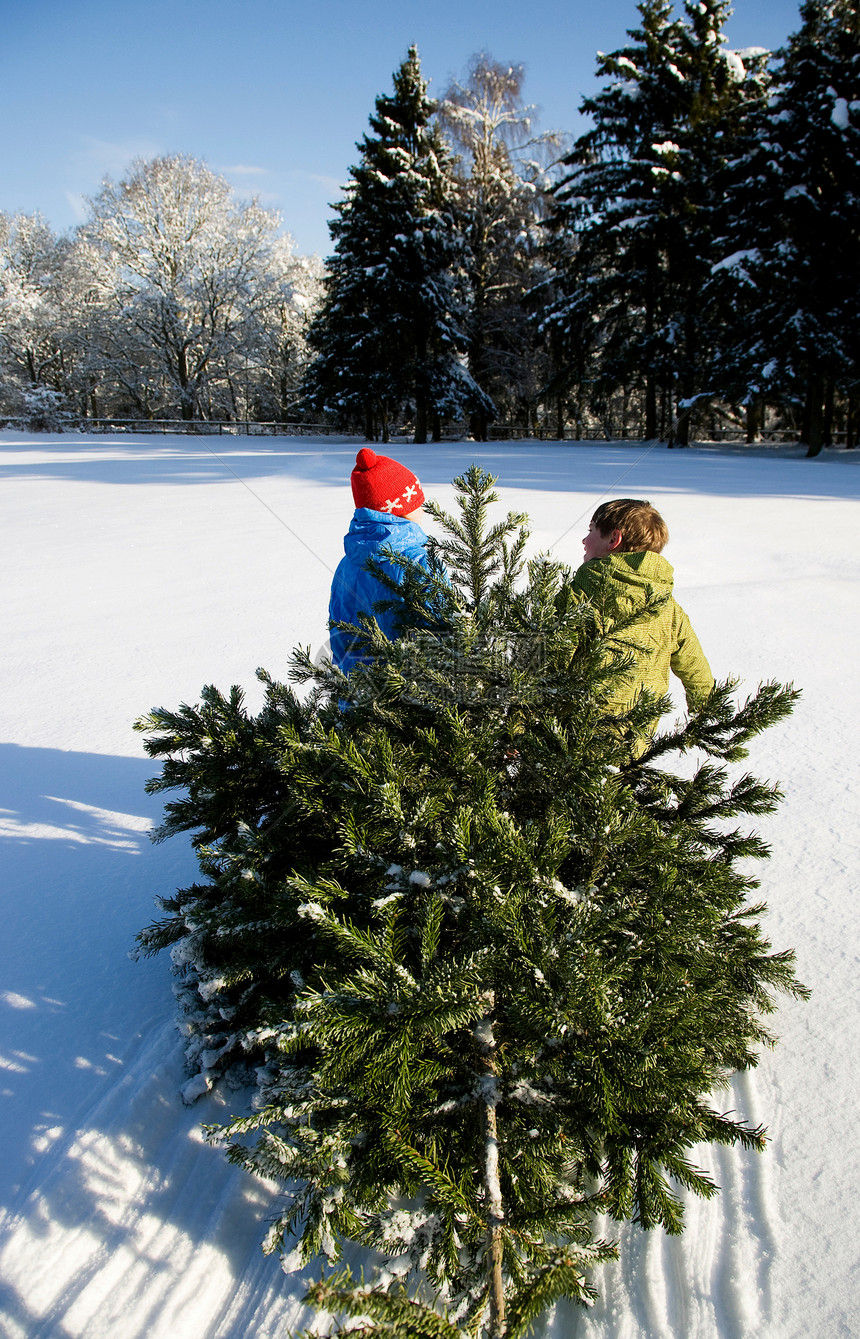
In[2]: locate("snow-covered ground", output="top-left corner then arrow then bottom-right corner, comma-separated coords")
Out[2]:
0,430 -> 858,1338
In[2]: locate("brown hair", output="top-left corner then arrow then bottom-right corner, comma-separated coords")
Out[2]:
591,499 -> 669,554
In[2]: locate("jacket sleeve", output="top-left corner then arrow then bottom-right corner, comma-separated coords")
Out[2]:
671,603 -> 714,708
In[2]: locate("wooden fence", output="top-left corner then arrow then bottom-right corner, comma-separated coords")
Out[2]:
1,415 -> 851,446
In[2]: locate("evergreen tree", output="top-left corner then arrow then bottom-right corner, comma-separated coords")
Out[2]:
711,0 -> 860,455
302,47 -> 491,443
136,469 -> 804,1336
669,0 -> 772,441
546,0 -> 768,442
545,0 -> 686,439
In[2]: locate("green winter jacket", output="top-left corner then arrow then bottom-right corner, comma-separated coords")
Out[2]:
571,550 -> 714,718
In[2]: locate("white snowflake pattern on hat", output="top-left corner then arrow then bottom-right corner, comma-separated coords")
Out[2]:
379,478 -> 422,513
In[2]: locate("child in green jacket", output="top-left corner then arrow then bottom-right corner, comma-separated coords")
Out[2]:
572,498 -> 714,721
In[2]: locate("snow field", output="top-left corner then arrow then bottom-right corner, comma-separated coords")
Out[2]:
0,431 -> 858,1337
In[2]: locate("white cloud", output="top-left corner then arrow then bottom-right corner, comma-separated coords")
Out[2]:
70,135 -> 163,181
286,169 -> 343,192
220,163 -> 268,176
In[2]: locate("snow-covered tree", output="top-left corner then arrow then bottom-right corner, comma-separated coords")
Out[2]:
438,55 -> 557,439
546,0 -> 769,441
0,212 -> 71,411
249,245 -> 324,422
79,155 -> 287,421
711,0 -> 860,454
302,46 -> 492,443
137,467 -> 804,1337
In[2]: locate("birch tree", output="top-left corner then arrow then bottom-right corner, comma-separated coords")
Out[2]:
438,55 -> 557,438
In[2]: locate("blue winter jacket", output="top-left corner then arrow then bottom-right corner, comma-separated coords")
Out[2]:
329,508 -> 433,674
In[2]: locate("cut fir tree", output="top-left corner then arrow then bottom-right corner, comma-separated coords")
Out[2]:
135,467 -> 806,1337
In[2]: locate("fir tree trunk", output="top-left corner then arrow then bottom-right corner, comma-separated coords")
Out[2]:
645,377 -> 658,439
467,331 -> 489,442
746,400 -> 762,444
469,409 -> 489,441
484,1098 -> 506,1338
643,261 -> 658,440
414,395 -> 428,444
846,393 -> 856,449
823,379 -> 834,448
803,375 -> 825,457
475,998 -> 505,1337
675,404 -> 691,447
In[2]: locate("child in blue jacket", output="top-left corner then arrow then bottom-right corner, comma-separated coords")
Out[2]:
329,449 -> 433,674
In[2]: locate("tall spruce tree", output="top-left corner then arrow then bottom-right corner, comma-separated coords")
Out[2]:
669,0 -> 772,441
545,0 -> 687,439
302,46 -> 491,443
546,0 -> 768,442
711,0 -> 860,455
137,470 -> 804,1336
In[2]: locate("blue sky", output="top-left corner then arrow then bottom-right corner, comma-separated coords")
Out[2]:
1,0 -> 803,258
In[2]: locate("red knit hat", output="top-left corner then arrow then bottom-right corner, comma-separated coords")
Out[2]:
350,448 -> 425,515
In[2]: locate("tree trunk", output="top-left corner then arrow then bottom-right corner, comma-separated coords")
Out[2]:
414,395 -> 428,444
823,379 -> 834,447
644,263 -> 657,439
746,400 -> 762,444
674,405 -> 691,447
469,409 -> 488,441
484,1098 -> 506,1338
803,375 -> 825,458
645,377 -> 658,439
847,393 -> 857,449
177,348 -> 194,421
280,366 -> 291,423
475,997 -> 506,1337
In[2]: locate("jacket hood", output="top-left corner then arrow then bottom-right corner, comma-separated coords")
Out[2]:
587,550 -> 674,594
343,508 -> 428,568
